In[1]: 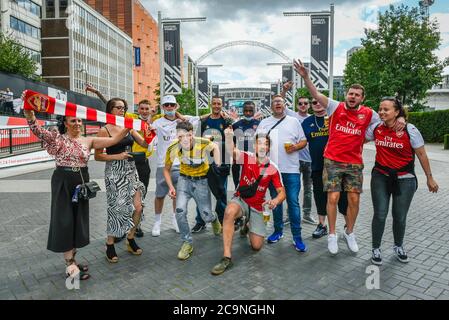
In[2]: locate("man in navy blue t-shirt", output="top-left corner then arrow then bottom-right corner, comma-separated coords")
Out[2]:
231,101 -> 260,188
302,98 -> 349,239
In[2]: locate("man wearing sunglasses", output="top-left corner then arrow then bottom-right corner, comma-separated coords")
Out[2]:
151,95 -> 200,237
164,121 -> 222,261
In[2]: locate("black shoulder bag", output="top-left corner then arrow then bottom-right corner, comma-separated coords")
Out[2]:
78,169 -> 101,200
237,162 -> 270,199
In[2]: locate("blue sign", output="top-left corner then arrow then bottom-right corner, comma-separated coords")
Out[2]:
134,47 -> 141,67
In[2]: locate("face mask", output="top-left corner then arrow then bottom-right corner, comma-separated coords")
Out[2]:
243,116 -> 253,121
165,110 -> 175,117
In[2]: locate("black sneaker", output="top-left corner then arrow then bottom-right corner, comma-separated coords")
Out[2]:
393,245 -> 409,263
191,223 -> 206,233
234,218 -> 242,231
312,224 -> 328,239
371,248 -> 382,265
135,227 -> 144,238
114,234 -> 126,243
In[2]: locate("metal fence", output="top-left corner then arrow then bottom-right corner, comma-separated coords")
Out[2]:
0,122 -> 102,158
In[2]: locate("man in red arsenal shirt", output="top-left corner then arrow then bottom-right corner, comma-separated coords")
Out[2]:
294,59 -> 405,255
211,128 -> 286,275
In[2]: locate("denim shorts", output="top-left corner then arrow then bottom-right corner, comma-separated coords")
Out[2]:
155,166 -> 180,198
323,158 -> 364,193
230,196 -> 266,237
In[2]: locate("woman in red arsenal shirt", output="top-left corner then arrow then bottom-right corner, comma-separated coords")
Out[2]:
365,97 -> 438,266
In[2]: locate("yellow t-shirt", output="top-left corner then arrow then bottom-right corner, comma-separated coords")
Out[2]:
128,114 -> 161,157
165,137 -> 214,177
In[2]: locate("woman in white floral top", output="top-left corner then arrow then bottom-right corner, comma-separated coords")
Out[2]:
24,109 -> 130,281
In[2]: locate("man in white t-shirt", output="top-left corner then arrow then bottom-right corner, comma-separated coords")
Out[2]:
256,95 -> 308,252
150,95 -> 200,236
282,81 -> 316,225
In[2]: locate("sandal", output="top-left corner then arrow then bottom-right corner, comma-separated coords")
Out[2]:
73,249 -> 88,272
126,237 -> 143,255
106,243 -> 119,263
65,258 -> 90,280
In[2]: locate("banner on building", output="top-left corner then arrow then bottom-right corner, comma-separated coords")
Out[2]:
198,67 -> 208,109
311,15 -> 329,90
163,22 -> 182,94
134,47 -> 141,67
282,65 -> 293,108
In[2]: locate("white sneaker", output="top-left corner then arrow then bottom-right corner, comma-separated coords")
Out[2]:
343,231 -> 359,253
328,234 -> 338,255
172,215 -> 180,233
152,221 -> 161,237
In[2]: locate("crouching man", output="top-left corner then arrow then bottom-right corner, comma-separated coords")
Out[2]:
164,121 -> 223,261
211,127 -> 286,275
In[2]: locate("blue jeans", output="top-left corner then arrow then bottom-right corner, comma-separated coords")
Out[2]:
299,161 -> 312,216
195,174 -> 228,225
176,176 -> 216,244
371,170 -> 416,248
269,172 -> 302,237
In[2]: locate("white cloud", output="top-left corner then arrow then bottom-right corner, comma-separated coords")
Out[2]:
141,0 -> 448,86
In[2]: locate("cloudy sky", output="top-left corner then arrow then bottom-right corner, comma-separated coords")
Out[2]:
141,0 -> 449,88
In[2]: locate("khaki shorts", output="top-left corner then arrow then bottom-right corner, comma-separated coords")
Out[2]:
323,158 -> 364,193
229,196 -> 266,237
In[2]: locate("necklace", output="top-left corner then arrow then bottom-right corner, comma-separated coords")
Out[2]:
314,116 -> 326,130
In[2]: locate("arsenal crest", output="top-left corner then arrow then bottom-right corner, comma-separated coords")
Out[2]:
26,92 -> 51,112
357,114 -> 365,120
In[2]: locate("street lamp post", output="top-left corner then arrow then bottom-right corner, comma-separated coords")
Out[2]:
158,12 -> 206,101
283,3 -> 335,98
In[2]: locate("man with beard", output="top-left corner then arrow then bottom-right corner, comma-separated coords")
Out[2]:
295,59 -> 404,255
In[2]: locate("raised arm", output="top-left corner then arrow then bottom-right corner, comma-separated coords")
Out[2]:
24,109 -> 59,146
293,59 -> 329,108
224,127 -> 239,161
86,84 -> 107,104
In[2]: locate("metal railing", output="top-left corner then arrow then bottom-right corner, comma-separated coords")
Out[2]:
0,122 -> 102,158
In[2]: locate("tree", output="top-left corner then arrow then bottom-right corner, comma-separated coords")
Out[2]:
155,84 -> 210,116
0,32 -> 38,78
344,5 -> 449,111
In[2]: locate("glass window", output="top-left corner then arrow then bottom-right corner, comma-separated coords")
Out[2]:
60,0 -> 68,18
45,0 -> 55,18
10,16 -> 19,30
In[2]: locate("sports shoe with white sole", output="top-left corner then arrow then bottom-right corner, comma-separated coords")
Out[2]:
371,248 -> 382,266
151,221 -> 161,237
393,245 -> 409,263
328,234 -> 338,255
342,231 -> 359,253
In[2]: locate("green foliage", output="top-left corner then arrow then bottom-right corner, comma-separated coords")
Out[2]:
153,82 -> 160,105
0,32 -> 38,78
176,87 -> 197,115
344,5 -> 448,111
408,109 -> 449,143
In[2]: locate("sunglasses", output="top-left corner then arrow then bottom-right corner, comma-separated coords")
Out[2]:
311,101 -> 319,105
298,102 -> 309,106
164,103 -> 176,107
113,106 -> 126,111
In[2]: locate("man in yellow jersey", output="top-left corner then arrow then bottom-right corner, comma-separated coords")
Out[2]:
164,121 -> 223,261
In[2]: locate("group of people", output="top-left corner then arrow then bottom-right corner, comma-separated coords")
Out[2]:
25,58 -> 439,281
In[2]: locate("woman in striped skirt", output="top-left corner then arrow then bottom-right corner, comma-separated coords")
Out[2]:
95,98 -> 148,263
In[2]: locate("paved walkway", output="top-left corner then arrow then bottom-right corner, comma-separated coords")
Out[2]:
0,145 -> 448,300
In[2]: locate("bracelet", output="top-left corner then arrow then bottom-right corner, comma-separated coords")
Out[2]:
427,173 -> 433,177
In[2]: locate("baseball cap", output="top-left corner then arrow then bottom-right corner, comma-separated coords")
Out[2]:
161,95 -> 177,105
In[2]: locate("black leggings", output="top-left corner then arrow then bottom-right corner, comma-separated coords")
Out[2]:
312,170 -> 348,216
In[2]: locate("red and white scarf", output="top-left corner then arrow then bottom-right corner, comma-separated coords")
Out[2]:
23,90 -> 155,143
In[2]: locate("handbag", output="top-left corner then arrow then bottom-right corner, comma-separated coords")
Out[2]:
237,162 -> 269,199
78,168 -> 101,200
